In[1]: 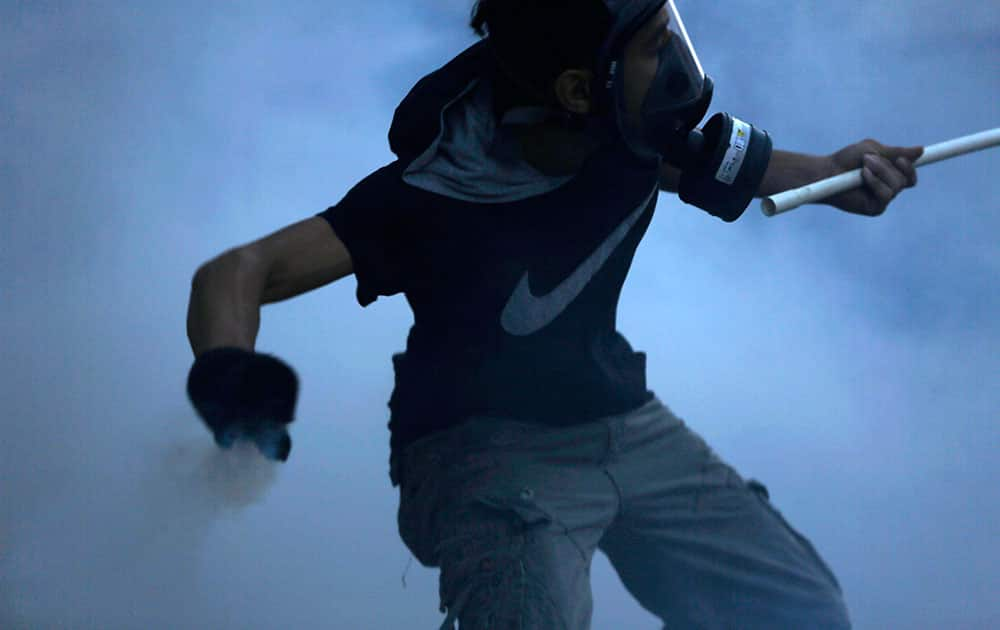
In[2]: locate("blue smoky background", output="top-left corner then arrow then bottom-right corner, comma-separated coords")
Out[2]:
3,1 -> 998,628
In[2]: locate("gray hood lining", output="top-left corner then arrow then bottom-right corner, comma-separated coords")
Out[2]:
401,77 -> 576,204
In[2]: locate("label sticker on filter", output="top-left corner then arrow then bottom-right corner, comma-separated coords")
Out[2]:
715,118 -> 751,185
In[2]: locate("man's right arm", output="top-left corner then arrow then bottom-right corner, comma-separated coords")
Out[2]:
187,216 -> 354,358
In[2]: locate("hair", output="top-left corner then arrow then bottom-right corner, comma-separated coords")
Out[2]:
469,0 -> 613,115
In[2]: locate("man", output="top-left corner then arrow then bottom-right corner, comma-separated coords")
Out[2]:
186,1 -> 922,627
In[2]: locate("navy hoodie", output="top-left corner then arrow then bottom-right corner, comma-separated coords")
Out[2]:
316,41 -> 662,464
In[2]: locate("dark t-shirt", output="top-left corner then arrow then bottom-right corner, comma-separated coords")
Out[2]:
315,42 -> 663,459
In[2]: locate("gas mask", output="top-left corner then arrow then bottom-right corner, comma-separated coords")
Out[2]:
595,0 -> 773,221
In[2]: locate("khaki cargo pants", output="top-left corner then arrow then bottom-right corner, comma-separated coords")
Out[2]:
390,397 -> 851,629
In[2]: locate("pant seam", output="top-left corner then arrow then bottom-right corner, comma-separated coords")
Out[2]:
602,467 -> 626,521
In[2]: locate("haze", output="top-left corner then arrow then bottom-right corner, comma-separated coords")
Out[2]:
3,1 -> 998,628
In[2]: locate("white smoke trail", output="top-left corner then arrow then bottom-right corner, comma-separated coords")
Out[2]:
2,416 -> 277,629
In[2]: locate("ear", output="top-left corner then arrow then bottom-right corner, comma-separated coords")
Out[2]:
553,69 -> 593,114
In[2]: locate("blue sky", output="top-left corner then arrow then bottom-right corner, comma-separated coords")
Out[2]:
3,1 -> 998,628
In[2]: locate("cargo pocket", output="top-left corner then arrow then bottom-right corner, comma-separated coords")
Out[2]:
746,478 -> 843,595
397,450 -> 448,567
435,480 -> 571,630
398,449 -> 503,568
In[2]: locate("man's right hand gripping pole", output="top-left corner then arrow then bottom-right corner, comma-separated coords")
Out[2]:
186,347 -> 300,462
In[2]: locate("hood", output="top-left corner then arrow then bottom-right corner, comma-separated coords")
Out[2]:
388,41 -> 492,162
389,40 -> 579,204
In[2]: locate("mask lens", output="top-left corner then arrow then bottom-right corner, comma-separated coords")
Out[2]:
665,0 -> 704,81
656,0 -> 704,106
664,66 -> 692,99
639,0 -> 707,124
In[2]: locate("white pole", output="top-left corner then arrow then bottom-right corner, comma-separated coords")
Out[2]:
761,127 -> 1000,217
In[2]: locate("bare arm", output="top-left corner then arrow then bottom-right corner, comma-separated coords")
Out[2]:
660,150 -> 833,200
187,216 -> 353,358
187,248 -> 266,357
752,149 -> 830,199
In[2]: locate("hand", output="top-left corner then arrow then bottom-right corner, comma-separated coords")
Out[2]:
824,139 -> 923,216
187,347 -> 299,462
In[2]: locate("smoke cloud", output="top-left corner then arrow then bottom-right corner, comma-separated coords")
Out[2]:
3,1 -> 998,628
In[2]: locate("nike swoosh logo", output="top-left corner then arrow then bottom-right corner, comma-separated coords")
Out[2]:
501,185 -> 658,336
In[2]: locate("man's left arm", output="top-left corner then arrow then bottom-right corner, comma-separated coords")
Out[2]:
660,140 -> 924,217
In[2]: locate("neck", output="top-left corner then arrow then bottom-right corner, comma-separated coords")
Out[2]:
514,122 -> 602,176
489,82 -> 601,177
